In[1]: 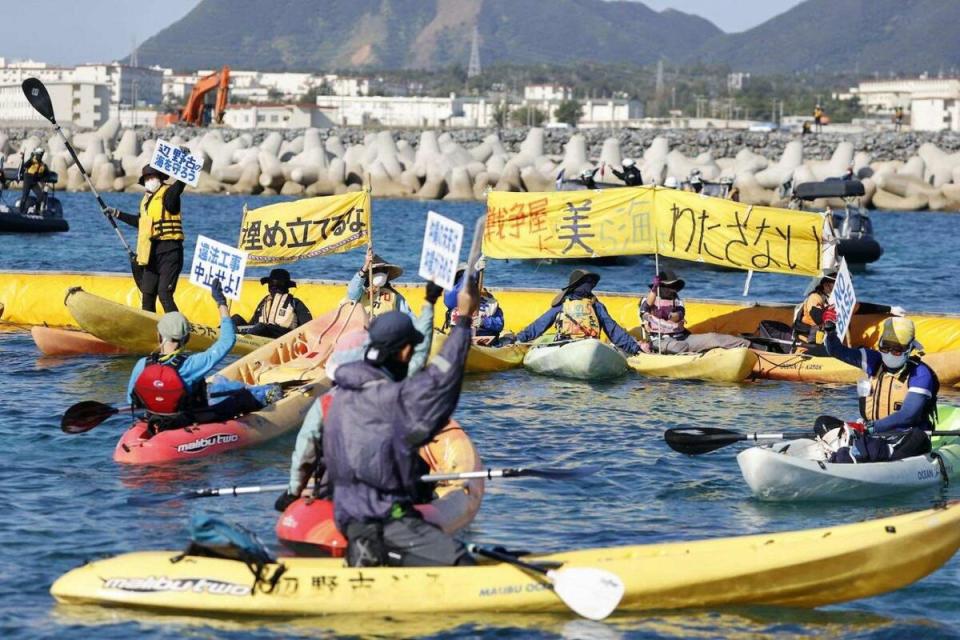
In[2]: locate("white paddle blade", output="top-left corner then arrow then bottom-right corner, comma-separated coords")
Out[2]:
547,568 -> 624,621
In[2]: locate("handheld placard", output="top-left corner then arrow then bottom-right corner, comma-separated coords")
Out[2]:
462,215 -> 487,286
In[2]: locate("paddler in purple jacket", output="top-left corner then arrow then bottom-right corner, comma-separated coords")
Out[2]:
322,277 -> 480,567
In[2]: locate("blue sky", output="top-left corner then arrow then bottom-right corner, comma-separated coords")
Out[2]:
0,0 -> 803,66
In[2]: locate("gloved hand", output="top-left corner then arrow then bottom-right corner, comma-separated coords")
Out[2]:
890,305 -> 906,317
210,278 -> 228,306
425,281 -> 443,304
499,332 -> 517,345
638,340 -> 653,354
844,420 -> 871,436
105,206 -> 120,218
821,305 -> 837,332
274,491 -> 298,513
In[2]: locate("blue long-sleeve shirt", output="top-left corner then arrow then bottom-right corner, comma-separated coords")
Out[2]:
516,296 -> 640,355
825,331 -> 936,432
126,315 -> 236,404
443,275 -> 504,336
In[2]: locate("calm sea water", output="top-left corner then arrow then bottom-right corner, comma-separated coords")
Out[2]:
1,192 -> 959,639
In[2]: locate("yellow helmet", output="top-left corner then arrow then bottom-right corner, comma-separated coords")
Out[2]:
879,317 -> 915,351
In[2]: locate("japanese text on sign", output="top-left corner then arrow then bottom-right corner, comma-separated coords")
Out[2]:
238,192 -> 370,266
150,139 -> 203,187
190,234 -> 247,300
419,211 -> 464,290
828,258 -> 856,341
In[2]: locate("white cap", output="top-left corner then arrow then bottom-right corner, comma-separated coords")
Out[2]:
622,158 -> 635,167
664,176 -> 679,188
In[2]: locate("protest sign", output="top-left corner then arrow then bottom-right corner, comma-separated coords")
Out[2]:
150,139 -> 203,187
828,258 -> 856,341
419,211 -> 464,290
190,234 -> 247,301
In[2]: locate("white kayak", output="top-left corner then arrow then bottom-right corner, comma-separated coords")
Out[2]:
522,338 -> 628,380
738,414 -> 960,502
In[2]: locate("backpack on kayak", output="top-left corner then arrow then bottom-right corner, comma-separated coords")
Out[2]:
132,353 -> 207,433
174,513 -> 285,593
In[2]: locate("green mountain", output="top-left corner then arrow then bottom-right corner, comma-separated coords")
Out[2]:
134,0 -> 960,74
690,0 -> 960,74
134,0 -> 721,71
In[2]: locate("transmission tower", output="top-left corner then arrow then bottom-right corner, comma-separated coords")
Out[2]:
467,27 -> 481,78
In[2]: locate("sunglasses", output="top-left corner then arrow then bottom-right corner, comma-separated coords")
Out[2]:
878,344 -> 906,356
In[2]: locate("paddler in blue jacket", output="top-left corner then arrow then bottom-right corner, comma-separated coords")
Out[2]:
126,279 -> 280,434
816,313 -> 939,463
442,257 -> 504,342
275,281 -> 444,513
318,279 -> 479,567
501,269 -> 642,355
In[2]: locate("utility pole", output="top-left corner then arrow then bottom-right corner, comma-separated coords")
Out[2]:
467,27 -> 481,79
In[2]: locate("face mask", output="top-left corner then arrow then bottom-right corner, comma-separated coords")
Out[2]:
881,351 -> 908,369
144,178 -> 161,193
382,356 -> 410,381
371,273 -> 388,288
268,284 -> 288,296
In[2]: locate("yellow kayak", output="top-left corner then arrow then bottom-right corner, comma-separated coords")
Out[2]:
51,502 -> 960,616
752,348 -> 960,385
430,329 -> 529,373
627,347 -> 757,383
65,287 -> 269,355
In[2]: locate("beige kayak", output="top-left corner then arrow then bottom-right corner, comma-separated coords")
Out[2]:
627,347 -> 757,383
430,329 -> 529,373
65,287 -> 269,355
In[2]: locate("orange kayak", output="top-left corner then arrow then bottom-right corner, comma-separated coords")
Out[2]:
752,348 -> 960,385
31,326 -> 128,356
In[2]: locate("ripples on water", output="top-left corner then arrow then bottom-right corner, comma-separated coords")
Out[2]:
1,193 -> 959,638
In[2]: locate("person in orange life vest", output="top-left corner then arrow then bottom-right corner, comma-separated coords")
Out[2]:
232,268 -> 312,339
501,270 -> 642,354
815,315 -> 939,464
639,270 -> 750,354
107,165 -> 186,313
126,279 -> 281,434
442,257 -> 504,342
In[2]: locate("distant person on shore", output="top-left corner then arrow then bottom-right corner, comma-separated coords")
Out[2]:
18,148 -> 48,214
894,106 -> 905,132
802,120 -> 812,136
579,167 -> 598,189
231,268 -> 312,339
841,165 -> 855,181
612,159 -> 643,186
813,104 -> 825,133
108,165 -> 187,313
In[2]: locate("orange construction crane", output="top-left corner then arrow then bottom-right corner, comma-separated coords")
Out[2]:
157,66 -> 230,127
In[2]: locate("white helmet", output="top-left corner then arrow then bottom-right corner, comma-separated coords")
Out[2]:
581,168 -> 594,179
622,158 -> 635,167
663,176 -> 679,189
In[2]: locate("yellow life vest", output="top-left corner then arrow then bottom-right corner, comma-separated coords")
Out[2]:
555,297 -> 601,340
256,293 -> 297,329
136,185 -> 184,265
25,159 -> 47,176
861,365 -> 911,422
363,286 -> 402,318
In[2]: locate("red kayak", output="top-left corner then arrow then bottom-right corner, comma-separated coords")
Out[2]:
32,326 -> 128,356
276,420 -> 484,555
114,382 -> 324,465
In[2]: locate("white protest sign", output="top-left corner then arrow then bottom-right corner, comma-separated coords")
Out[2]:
828,258 -> 856,341
190,234 -> 247,301
149,139 -> 203,188
418,211 -> 464,290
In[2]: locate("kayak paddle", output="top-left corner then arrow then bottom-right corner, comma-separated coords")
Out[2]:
61,400 -> 131,434
665,426 -> 960,456
126,465 -> 599,506
468,544 -> 624,621
664,427 -> 808,455
21,78 -> 142,283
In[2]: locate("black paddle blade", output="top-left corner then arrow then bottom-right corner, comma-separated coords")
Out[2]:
22,78 -> 56,125
506,465 -> 601,479
61,401 -> 118,434
663,427 -> 745,455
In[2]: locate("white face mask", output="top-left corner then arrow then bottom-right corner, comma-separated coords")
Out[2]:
371,273 -> 388,288
144,178 -> 161,193
881,351 -> 908,369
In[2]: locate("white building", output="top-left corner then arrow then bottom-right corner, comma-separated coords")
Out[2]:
73,63 -> 163,106
911,95 -> 960,132
727,72 -> 750,92
222,103 -> 332,129
324,75 -> 370,97
524,84 -> 573,101
161,70 -> 197,102
0,59 -> 74,85
847,78 -> 960,115
0,82 -> 110,127
316,94 -> 487,127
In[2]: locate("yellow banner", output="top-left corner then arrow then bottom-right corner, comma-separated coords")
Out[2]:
238,192 -> 370,266
485,187 -> 825,276
653,189 -> 825,276
484,187 -> 656,259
